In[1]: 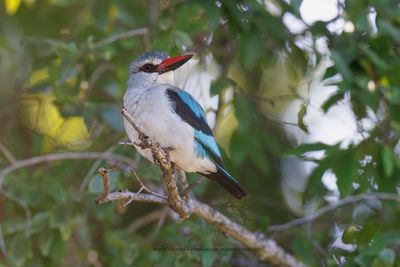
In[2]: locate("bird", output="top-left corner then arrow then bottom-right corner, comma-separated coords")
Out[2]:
123,51 -> 247,199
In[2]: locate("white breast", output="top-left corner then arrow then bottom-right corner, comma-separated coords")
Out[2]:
123,85 -> 216,174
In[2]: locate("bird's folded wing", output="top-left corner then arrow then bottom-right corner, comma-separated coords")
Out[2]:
166,87 -> 223,165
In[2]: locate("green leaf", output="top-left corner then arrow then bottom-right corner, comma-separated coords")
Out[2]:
304,164 -> 328,201
356,219 -> 380,245
201,250 -> 218,267
291,234 -> 317,266
100,106 -> 124,131
333,150 -> 356,197
39,232 -> 54,257
361,46 -> 388,70
172,30 -> 193,49
210,77 -> 230,96
31,212 -> 50,234
248,142 -> 270,175
50,208 -> 72,241
9,233 -> 33,267
289,142 -> 332,157
379,21 -> 400,43
44,179 -> 67,204
241,33 -> 263,69
342,224 -> 361,244
297,103 -> 308,133
352,199 -> 382,224
372,248 -> 395,267
331,50 -> 352,82
291,0 -> 303,11
381,145 -> 394,177
321,91 -> 345,112
2,218 -> 26,235
122,244 -> 139,265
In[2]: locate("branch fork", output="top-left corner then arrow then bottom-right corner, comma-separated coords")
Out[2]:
93,107 -> 302,266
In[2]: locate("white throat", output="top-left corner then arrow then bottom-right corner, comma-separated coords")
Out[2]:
156,71 -> 175,85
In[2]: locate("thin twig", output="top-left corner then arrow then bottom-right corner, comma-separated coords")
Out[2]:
289,86 -> 358,134
95,168 -> 112,204
182,176 -> 206,200
268,193 -> 400,232
0,152 -> 137,189
0,224 -> 7,258
128,209 -> 167,233
260,113 -> 299,128
88,63 -> 116,85
306,221 -> 326,256
95,169 -> 167,205
119,141 -> 137,147
80,141 -> 141,192
96,190 -> 167,205
80,143 -> 119,192
0,142 -> 16,164
140,207 -> 169,245
132,170 -> 167,200
93,28 -> 148,48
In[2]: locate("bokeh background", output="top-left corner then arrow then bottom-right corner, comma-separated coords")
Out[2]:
1,0 -> 400,266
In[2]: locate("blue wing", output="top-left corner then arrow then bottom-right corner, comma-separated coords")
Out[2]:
166,88 -> 248,199
166,88 -> 222,165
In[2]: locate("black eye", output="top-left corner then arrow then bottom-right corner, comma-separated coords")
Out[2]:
140,63 -> 156,73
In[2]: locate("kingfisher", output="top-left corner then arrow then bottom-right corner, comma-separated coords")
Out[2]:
123,51 -> 247,199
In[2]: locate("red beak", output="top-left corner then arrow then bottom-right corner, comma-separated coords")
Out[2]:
156,54 -> 193,73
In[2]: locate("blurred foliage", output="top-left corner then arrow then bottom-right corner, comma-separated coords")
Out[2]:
1,0 -> 400,266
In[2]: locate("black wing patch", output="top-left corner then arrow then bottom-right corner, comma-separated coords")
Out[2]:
166,89 -> 212,135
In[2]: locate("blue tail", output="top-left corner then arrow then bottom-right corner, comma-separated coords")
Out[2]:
202,163 -> 247,199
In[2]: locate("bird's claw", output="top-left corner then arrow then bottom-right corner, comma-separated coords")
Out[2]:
136,134 -> 151,149
160,147 -> 173,164
152,153 -> 161,166
152,147 -> 173,166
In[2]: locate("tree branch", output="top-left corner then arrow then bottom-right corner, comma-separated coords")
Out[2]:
0,152 -> 138,189
268,192 -> 400,232
96,182 -> 302,266
0,224 -> 7,259
95,107 -> 304,266
190,199 -> 302,266
0,142 -> 16,164
93,28 -> 149,48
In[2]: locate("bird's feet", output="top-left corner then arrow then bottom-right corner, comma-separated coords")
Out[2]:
136,133 -> 151,149
152,146 -> 174,166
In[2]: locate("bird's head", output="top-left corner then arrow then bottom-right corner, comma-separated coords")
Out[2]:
129,51 -> 193,85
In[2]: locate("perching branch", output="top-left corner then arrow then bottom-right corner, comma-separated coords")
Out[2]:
96,169 -> 302,266
0,152 -> 138,189
268,193 -> 400,232
95,107 -> 303,266
121,108 -> 191,219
